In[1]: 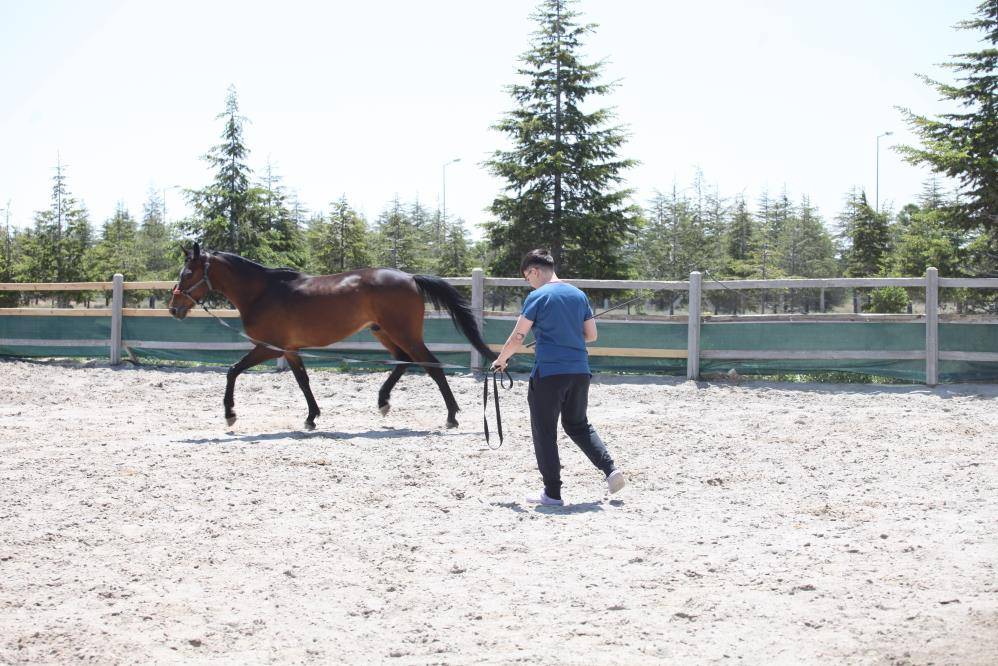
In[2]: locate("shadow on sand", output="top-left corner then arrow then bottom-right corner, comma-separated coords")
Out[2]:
178,427 -> 467,445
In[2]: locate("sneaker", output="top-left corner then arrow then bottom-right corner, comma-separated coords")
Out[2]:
526,490 -> 565,506
606,470 -> 626,494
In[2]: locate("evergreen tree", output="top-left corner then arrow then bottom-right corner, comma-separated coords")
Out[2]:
88,203 -> 140,281
62,203 -> 94,286
373,197 -> 420,272
25,161 -> 93,303
307,196 -> 371,274
890,181 -> 964,276
136,189 -> 177,279
409,198 -> 435,269
750,189 -> 785,280
838,189 -> 890,277
896,0 -> 998,232
436,218 -> 471,277
185,86 -> 256,256
723,196 -> 758,277
484,0 -> 638,278
0,202 -> 15,306
253,162 -> 307,268
636,186 -> 695,280
778,196 -> 837,278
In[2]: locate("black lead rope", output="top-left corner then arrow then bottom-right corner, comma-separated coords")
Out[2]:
483,368 -> 513,449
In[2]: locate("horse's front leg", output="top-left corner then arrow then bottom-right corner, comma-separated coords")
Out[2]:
224,345 -> 282,426
284,352 -> 321,430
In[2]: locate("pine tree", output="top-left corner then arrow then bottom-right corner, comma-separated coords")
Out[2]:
436,218 -> 471,277
636,186 -> 696,280
25,161 -> 93,303
1,201 -> 11,283
136,189 -> 177,279
62,203 -> 93,285
253,161 -> 307,268
409,198 -> 435,270
373,197 -> 420,273
484,0 -> 638,278
751,189 -> 785,280
185,86 -> 255,255
896,1 -> 998,232
0,202 -> 15,306
307,196 -> 371,274
778,196 -> 837,278
88,203 -> 140,281
724,197 -> 757,277
839,189 -> 890,277
890,181 -> 964,276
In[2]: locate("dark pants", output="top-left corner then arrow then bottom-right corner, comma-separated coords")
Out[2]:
527,373 -> 615,500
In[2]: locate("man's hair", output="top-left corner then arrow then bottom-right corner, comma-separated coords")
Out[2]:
520,249 -> 556,274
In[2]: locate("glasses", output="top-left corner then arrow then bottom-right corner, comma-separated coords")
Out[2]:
523,268 -> 536,282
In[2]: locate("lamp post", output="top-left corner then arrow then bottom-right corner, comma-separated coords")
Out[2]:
441,158 -> 461,242
876,131 -> 893,214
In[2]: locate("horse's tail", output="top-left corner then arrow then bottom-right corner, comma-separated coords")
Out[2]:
413,275 -> 497,363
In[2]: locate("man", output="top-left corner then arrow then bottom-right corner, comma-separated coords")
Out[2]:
491,249 -> 626,506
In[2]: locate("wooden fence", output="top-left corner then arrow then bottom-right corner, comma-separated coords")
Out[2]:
2,268 -> 998,385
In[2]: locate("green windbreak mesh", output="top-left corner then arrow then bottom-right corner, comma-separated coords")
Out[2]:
702,321 -> 925,351
939,323 -> 998,382
700,321 -> 928,381
2,313 -> 996,382
0,314 -> 111,358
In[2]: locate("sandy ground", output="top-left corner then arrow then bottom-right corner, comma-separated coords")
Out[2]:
0,358 -> 997,665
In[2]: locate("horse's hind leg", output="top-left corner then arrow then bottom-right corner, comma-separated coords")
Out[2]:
284,352 -> 321,430
401,341 -> 460,428
225,344 -> 283,426
372,329 -> 410,416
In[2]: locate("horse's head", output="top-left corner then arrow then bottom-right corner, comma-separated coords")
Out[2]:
168,243 -> 212,320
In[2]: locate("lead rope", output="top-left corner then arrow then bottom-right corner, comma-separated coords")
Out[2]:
483,368 -> 513,450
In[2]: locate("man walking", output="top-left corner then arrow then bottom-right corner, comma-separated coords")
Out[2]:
491,249 -> 626,506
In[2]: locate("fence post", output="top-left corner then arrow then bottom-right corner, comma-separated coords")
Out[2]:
110,273 -> 123,365
470,267 -> 485,371
687,271 -> 701,380
925,266 -> 939,386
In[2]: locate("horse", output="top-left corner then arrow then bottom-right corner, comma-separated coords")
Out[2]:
167,243 -> 497,430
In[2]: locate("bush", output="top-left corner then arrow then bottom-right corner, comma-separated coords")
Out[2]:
865,286 -> 910,313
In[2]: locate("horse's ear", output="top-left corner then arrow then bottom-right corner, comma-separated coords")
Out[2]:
193,242 -> 201,258
181,244 -> 190,260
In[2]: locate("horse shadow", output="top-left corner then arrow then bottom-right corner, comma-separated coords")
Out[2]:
178,427 -> 456,445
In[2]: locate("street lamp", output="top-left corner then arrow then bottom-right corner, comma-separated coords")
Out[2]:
441,158 -> 461,239
876,131 -> 893,214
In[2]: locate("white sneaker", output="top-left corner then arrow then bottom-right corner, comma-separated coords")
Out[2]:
607,470 -> 626,494
526,491 -> 564,506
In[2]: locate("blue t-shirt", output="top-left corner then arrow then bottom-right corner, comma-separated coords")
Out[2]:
521,282 -> 593,378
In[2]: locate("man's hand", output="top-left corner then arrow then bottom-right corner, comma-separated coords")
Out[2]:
491,359 -> 508,372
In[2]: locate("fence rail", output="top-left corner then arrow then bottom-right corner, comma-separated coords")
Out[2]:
2,268 -> 998,385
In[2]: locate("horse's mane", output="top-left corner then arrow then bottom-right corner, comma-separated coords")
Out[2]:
211,251 -> 306,281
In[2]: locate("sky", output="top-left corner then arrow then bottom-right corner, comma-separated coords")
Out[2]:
0,0 -> 986,239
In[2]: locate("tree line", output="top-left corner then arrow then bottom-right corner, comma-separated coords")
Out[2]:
1,0 -> 995,314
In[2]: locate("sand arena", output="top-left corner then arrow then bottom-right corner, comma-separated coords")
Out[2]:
1,359 -> 996,664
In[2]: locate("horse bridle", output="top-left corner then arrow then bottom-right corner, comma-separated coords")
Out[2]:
172,253 -> 214,307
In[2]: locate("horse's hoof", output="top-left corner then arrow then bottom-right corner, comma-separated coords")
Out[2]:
304,420 -> 316,431
225,415 -> 237,426
379,403 -> 391,416
446,418 -> 459,429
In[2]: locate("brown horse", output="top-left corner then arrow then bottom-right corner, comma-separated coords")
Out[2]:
167,243 -> 496,430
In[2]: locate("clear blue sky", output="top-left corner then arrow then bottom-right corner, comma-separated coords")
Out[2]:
0,0 -> 984,237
